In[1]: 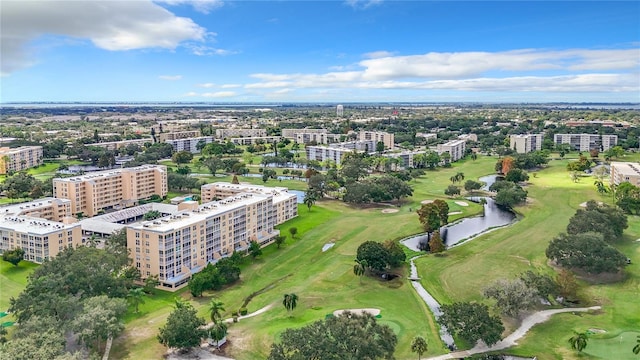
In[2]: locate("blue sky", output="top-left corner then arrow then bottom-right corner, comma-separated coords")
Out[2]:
1,0 -> 639,103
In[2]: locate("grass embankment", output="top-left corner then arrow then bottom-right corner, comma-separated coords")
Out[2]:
415,158 -> 640,360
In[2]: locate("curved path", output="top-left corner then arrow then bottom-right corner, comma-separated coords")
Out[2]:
203,303 -> 274,330
425,306 -> 602,360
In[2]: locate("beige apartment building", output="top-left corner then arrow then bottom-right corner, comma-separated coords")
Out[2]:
127,193 -> 280,290
0,146 -> 43,174
0,198 -> 82,264
610,162 -> 640,186
201,182 -> 298,224
359,131 -> 395,150
0,197 -> 72,222
53,165 -> 168,217
281,128 -> 327,139
510,134 -> 543,154
437,139 -> 467,162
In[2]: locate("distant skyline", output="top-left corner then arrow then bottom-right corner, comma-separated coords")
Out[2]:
1,1 -> 639,103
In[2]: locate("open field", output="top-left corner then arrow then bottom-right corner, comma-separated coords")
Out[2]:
0,261 -> 39,314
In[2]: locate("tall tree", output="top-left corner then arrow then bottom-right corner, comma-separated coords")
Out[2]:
356,241 -> 389,272
482,279 -> 539,317
303,192 -> 317,211
2,247 -> 24,266
208,298 -> 225,324
72,296 -> 128,352
248,240 -> 262,259
568,331 -> 589,352
157,301 -> 206,351
439,302 -> 504,347
428,231 -> 446,254
353,259 -> 367,284
546,232 -> 627,274
268,312 -> 396,360
127,287 -> 146,314
282,293 -> 299,314
411,336 -> 428,360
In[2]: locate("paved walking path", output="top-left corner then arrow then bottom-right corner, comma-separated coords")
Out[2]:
424,306 -> 602,360
203,303 -> 274,330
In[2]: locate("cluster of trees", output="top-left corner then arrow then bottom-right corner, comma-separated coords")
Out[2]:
305,153 -> 415,205
495,151 -> 549,174
4,230 -> 137,358
167,172 -> 202,192
0,172 -> 48,200
124,143 -> 174,167
189,254 -> 242,297
439,302 -> 504,347
200,141 -> 243,156
268,312 -> 397,360
489,178 -> 528,208
566,155 -> 593,172
614,181 -> 640,214
201,157 -> 248,176
546,201 -> 628,274
355,240 -> 407,273
343,175 -> 413,204
416,199 -> 449,252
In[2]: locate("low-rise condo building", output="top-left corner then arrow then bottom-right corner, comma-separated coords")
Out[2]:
0,146 -> 43,174
53,165 -> 168,217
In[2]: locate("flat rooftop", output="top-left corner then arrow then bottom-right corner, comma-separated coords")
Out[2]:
53,164 -> 165,183
0,215 -> 79,234
203,182 -> 297,204
611,162 -> 640,176
0,197 -> 70,216
129,193 -> 272,232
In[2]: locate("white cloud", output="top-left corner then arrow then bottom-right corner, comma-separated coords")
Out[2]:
362,51 -> 395,59
1,1 -> 206,75
345,0 -> 383,10
185,44 -> 238,56
221,84 -> 241,88
183,91 -> 199,97
243,48 -> 639,95
202,91 -> 237,98
159,75 -> 183,81
155,0 -> 224,14
197,83 -> 216,88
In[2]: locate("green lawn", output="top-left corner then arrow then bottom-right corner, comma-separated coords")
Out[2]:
415,158 -> 640,359
584,331 -> 640,360
0,261 -> 38,312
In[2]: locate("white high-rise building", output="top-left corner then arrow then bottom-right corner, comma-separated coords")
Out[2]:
336,104 -> 344,117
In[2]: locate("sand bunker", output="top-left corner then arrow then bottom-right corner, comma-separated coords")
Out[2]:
333,308 -> 381,317
448,211 -> 462,215
420,199 -> 434,204
322,243 -> 335,252
381,209 -> 399,214
455,201 -> 469,207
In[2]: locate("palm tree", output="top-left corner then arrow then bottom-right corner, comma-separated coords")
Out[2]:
568,331 -> 589,352
282,293 -> 298,314
127,287 -> 146,313
303,192 -> 317,212
411,336 -> 428,359
353,259 -> 367,284
209,298 -> 226,324
633,335 -> 640,355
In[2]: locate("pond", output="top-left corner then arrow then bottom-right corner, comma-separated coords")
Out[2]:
289,190 -> 306,204
401,175 -> 515,250
57,164 -> 120,174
